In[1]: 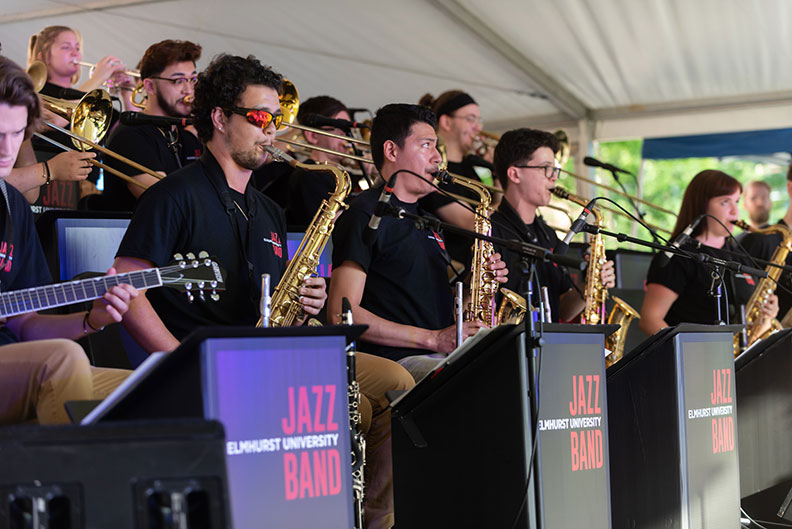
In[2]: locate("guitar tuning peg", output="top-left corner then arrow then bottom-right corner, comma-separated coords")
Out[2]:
198,251 -> 209,259
173,253 -> 184,261
211,291 -> 220,302
198,281 -> 206,290
192,260 -> 199,268
186,292 -> 194,303
186,252 -> 196,260
210,280 -> 218,288
204,259 -> 212,267
185,283 -> 193,291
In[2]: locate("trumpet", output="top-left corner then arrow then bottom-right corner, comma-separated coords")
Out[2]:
75,60 -> 140,80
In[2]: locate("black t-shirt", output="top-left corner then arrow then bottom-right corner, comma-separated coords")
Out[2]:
419,156 -> 493,271
284,160 -> 337,228
645,241 -> 758,326
739,219 -> 792,318
332,188 -> 454,360
253,160 -> 293,211
103,123 -> 202,212
491,198 -> 575,322
116,150 -> 288,340
0,181 -> 54,344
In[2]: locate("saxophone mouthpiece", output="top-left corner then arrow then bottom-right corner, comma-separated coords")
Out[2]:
432,166 -> 452,184
550,186 -> 568,199
731,219 -> 751,231
263,145 -> 294,163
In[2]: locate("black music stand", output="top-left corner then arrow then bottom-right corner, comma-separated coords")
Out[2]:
735,328 -> 792,523
390,323 -> 616,529
607,323 -> 742,529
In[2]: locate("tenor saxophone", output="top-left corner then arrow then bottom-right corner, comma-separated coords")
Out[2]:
732,219 -> 792,355
551,186 -> 639,365
257,146 -> 351,327
436,171 -> 526,325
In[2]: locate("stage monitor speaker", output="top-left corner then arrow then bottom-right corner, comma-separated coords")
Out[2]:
0,419 -> 230,529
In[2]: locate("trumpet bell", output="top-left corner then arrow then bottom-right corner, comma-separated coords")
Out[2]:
40,89 -> 113,150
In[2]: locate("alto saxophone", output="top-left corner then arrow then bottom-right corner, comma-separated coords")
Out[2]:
257,146 -> 351,327
732,220 -> 792,355
436,171 -> 526,325
551,186 -> 639,365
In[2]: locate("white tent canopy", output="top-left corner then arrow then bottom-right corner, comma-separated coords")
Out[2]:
2,0 -> 791,147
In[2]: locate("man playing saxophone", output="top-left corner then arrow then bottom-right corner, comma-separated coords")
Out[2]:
489,128 -> 616,322
111,54 -> 414,529
327,103 -> 509,382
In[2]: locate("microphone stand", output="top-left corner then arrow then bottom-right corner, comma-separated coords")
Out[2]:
344,128 -> 375,188
577,223 -> 770,326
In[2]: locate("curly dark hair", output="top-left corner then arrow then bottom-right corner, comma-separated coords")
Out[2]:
493,128 -> 559,189
138,39 -> 202,80
0,56 -> 41,140
192,54 -> 283,143
370,103 -> 437,171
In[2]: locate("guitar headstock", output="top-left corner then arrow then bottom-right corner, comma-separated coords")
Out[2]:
160,251 -> 226,303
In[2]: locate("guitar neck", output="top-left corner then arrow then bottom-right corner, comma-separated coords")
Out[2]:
0,269 -> 163,318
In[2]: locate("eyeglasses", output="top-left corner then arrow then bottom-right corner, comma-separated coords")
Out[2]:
514,164 -> 562,179
451,114 -> 484,125
230,107 -> 284,130
149,75 -> 198,87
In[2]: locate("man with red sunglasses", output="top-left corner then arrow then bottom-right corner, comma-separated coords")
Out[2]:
111,54 -> 413,529
103,39 -> 203,211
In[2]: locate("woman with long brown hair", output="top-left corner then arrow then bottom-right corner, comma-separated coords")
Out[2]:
640,170 -> 778,336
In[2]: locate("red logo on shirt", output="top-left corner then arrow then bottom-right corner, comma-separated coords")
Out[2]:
0,241 -> 14,272
431,231 -> 446,250
739,274 -> 756,287
266,232 -> 283,258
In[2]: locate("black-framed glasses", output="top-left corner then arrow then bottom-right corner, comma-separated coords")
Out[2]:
149,75 -> 198,87
514,164 -> 562,179
229,107 -> 284,130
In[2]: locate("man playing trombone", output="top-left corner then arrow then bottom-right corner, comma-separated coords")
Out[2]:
103,39 -> 203,210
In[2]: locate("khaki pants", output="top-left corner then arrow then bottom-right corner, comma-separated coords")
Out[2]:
0,339 -> 130,425
357,352 -> 415,529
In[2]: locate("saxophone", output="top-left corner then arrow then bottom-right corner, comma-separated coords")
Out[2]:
733,220 -> 792,355
551,186 -> 640,365
257,146 -> 351,327
260,147 -> 365,527
436,171 -> 526,325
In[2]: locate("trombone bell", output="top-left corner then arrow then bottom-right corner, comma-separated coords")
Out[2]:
40,89 -> 113,150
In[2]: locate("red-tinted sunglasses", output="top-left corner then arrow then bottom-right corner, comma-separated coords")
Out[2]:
229,107 -> 284,130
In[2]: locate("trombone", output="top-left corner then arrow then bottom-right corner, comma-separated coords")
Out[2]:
35,94 -> 162,190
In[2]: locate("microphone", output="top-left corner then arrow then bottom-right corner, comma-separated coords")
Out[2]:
362,173 -> 398,246
583,156 -> 631,175
300,113 -> 369,131
657,214 -> 705,267
120,111 -> 192,127
555,198 -> 598,256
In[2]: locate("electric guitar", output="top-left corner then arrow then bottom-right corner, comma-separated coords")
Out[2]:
0,251 -> 225,318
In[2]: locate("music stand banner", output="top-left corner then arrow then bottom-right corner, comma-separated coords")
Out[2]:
536,329 -> 611,529
675,333 -> 739,528
201,335 -> 353,528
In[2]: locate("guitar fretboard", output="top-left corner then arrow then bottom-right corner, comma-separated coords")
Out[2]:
0,269 -> 162,318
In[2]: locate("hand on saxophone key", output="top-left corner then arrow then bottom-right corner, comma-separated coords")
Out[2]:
761,293 -> 779,320
298,276 -> 327,318
600,260 -> 616,289
487,253 -> 509,284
